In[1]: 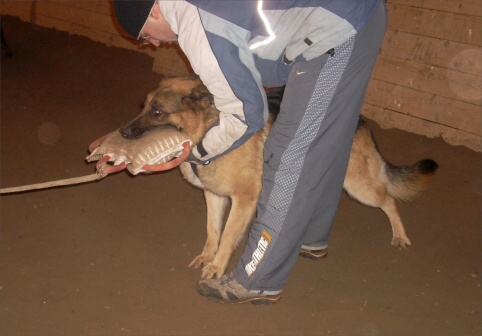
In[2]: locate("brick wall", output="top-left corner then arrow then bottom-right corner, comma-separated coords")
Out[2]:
2,0 -> 481,151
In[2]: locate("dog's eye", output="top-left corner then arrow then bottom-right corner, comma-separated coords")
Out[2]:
150,103 -> 166,117
150,107 -> 165,117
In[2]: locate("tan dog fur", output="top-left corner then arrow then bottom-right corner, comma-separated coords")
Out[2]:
120,75 -> 438,279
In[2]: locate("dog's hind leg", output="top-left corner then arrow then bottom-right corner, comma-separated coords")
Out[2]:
343,124 -> 411,248
344,176 -> 412,248
380,197 -> 411,248
189,191 -> 229,269
201,194 -> 257,279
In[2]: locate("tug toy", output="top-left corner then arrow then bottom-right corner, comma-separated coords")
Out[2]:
86,127 -> 192,176
0,128 -> 192,194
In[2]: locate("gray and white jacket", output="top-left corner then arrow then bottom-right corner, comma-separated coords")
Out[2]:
157,0 -> 382,163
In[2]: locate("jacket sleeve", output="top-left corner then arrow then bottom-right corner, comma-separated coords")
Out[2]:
160,1 -> 268,163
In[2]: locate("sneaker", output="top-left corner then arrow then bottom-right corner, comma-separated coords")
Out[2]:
299,247 -> 328,260
196,273 -> 282,305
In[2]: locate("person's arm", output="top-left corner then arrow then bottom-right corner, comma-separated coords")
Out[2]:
161,1 -> 268,163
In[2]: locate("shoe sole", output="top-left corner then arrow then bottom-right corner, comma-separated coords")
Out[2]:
237,296 -> 281,305
196,284 -> 281,305
207,295 -> 281,305
299,249 -> 328,260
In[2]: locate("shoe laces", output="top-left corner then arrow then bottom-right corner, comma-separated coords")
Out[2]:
220,274 -> 237,289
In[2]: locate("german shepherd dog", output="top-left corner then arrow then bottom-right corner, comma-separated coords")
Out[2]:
120,75 -> 438,279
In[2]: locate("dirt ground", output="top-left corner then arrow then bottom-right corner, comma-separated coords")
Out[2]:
1,16 -> 480,336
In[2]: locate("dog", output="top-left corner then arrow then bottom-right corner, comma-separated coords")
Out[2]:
120,75 -> 438,279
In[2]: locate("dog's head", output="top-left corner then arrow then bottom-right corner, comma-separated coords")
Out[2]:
120,75 -> 219,146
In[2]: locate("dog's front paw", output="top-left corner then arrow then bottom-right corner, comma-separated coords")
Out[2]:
201,263 -> 225,279
188,254 -> 213,269
391,236 -> 411,249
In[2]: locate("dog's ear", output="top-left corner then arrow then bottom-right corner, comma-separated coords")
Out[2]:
183,84 -> 214,109
187,73 -> 200,81
158,74 -> 175,86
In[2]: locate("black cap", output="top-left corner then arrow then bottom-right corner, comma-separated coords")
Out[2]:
113,0 -> 156,39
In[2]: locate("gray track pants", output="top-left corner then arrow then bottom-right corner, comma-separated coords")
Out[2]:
233,2 -> 387,292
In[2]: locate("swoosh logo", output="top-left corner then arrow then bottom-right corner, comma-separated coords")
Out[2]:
296,70 -> 307,75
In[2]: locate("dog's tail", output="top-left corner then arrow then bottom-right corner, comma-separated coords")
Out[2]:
385,159 -> 438,202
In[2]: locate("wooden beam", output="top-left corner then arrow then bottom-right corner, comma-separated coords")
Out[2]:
372,55 -> 481,105
388,0 -> 482,17
387,3 -> 482,46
